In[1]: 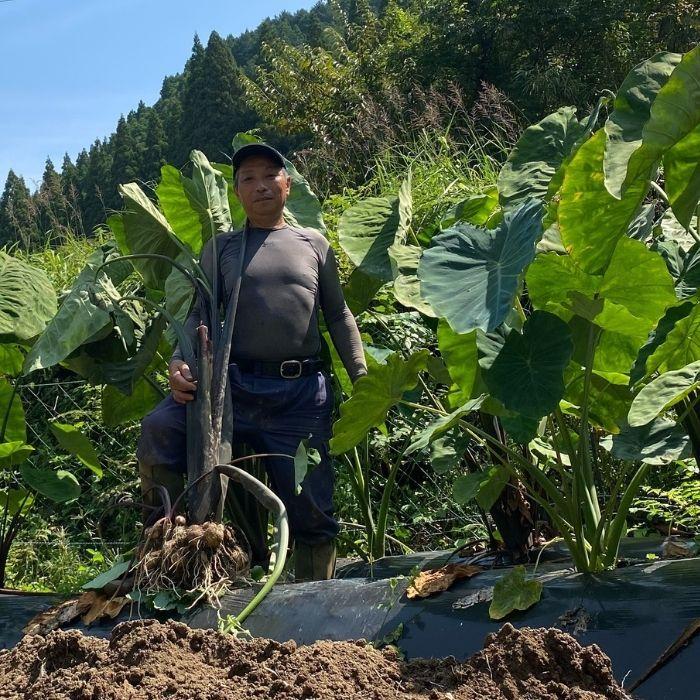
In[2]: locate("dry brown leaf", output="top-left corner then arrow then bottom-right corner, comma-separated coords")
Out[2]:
406,563 -> 482,599
81,594 -> 129,625
23,591 -> 99,636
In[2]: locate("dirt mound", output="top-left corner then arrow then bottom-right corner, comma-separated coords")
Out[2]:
0,619 -> 630,699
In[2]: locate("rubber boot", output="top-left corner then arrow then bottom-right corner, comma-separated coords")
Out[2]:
294,541 -> 337,582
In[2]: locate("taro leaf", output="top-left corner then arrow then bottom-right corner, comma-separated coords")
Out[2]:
343,267 -> 384,316
0,488 -> 33,516
453,466 -> 509,510
62,311 -> 167,395
631,301 -> 695,383
0,252 -> 57,344
500,412 -> 540,444
437,321 -> 478,403
594,237 -> 676,337
339,196 -> 400,281
20,464 -> 81,503
664,123 -> 700,229
102,380 -> 162,428
183,150 -> 232,237
23,245 -> 133,374
628,360 -> 700,427
293,439 -> 321,493
0,345 -> 24,377
644,303 -> 700,376
405,397 -> 485,456
107,214 -> 128,255
419,199 -> 543,333
388,242 -> 436,316
429,430 -> 471,474
627,203 -> 655,242
559,130 -> 648,275
498,107 -> 586,210
654,240 -> 700,300
119,182 -> 183,290
330,351 -> 429,454
210,162 -> 247,228
406,563 -> 482,599
604,51 -> 683,197
486,311 -> 573,420
156,164 -> 205,254
441,187 -> 499,228
284,158 -> 326,233
321,330 -> 352,397
489,565 -> 543,620
0,442 -> 34,467
0,378 -> 25,442
164,251 -> 196,347
600,417 -> 690,465
657,208 -> 698,252
82,560 -> 131,590
50,422 -> 102,478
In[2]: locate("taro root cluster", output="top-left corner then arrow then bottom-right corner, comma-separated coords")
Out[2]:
133,518 -> 250,607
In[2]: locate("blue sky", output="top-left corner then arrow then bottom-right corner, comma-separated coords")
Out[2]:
0,0 -> 318,188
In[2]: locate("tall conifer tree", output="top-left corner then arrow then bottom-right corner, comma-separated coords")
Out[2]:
0,170 -> 40,249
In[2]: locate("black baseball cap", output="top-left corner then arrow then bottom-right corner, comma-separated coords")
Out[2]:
231,143 -> 286,172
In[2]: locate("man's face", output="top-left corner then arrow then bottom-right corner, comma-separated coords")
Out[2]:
234,155 -> 291,222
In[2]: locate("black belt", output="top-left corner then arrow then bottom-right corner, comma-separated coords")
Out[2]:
231,357 -> 324,379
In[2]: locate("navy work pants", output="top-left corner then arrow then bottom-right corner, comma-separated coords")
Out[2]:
136,364 -> 338,545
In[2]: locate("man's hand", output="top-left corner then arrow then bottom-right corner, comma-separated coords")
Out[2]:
169,360 -> 197,404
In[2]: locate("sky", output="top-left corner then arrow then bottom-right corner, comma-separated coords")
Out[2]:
0,0 -> 318,189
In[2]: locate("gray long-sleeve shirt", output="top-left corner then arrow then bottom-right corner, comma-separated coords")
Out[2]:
172,225 -> 367,382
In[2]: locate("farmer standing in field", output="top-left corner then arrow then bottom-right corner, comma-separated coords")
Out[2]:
136,143 -> 367,581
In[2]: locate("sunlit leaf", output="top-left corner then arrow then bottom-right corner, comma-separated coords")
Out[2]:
489,566 -> 542,620
50,422 -> 102,478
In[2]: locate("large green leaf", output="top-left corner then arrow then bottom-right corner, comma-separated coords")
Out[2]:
20,464 -> 81,502
0,378 -> 25,443
119,182 -> 183,290
631,300 -> 695,384
405,397 -> 484,456
330,351 -> 429,454
419,199 -> 543,333
629,360 -> 700,427
605,48 -> 700,213
338,196 -> 399,282
0,345 -> 23,378
645,302 -> 700,376
429,430 -> 471,474
441,187 -> 499,228
559,130 -> 648,275
0,252 -> 57,343
0,488 -> 34,516
210,162 -> 247,228
388,243 -> 436,316
156,164 -> 205,253
489,566 -> 543,620
437,321 -> 478,403
498,107 -> 586,210
600,417 -> 690,465
50,421 -> 102,477
82,560 -> 131,591
603,51 -> 683,197
0,441 -> 34,467
664,123 -> 700,229
486,311 -> 573,420
23,246 -> 134,374
102,380 -> 162,428
183,150 -> 232,238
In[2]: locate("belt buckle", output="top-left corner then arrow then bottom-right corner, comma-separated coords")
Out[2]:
280,359 -> 303,379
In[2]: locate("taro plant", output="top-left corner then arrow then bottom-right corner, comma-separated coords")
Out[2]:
0,252 -> 104,586
330,46 -> 700,572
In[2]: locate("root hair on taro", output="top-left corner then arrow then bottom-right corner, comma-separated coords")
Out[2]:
133,517 -> 250,608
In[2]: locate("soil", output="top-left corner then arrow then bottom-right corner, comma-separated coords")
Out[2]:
0,619 -> 630,700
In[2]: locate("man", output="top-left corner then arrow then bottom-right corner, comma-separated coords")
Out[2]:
136,143 -> 366,581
